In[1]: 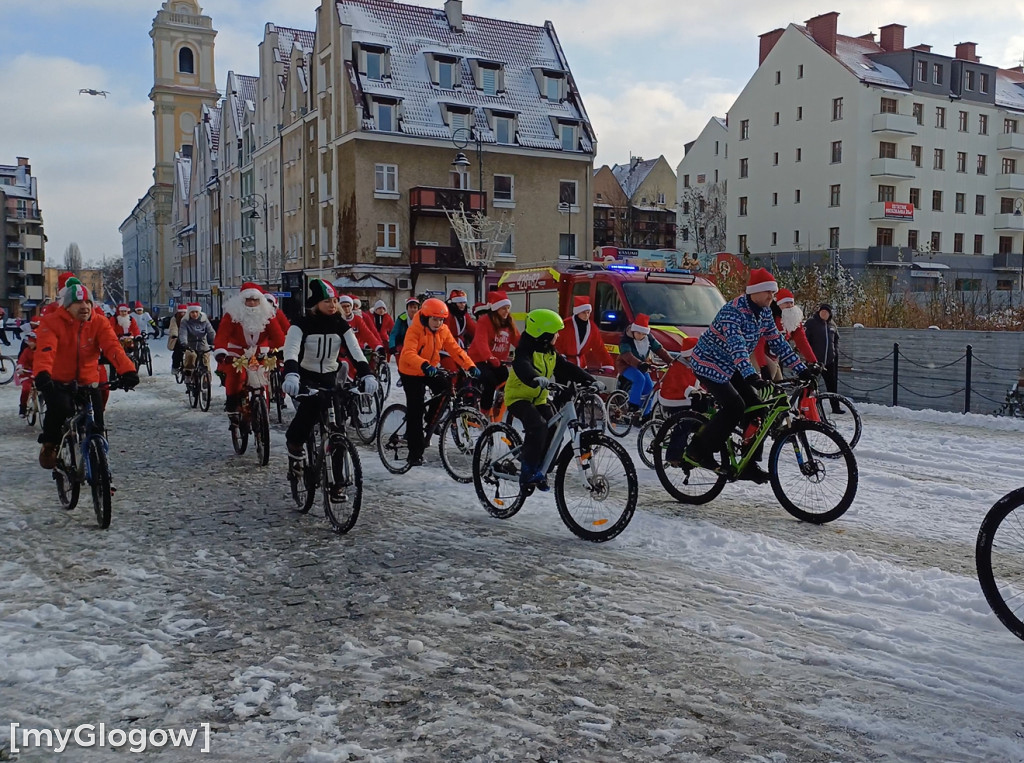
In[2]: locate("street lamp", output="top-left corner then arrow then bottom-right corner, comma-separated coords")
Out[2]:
242,192 -> 270,288
451,127 -> 486,302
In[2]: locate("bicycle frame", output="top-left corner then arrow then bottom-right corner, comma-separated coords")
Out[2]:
57,386 -> 109,485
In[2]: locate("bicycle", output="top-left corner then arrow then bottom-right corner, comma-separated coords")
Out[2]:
976,487 -> 1024,642
267,360 -> 284,423
472,381 -> 638,543
0,351 -> 15,385
781,376 -> 862,452
133,334 -> 154,377
51,379 -> 129,529
25,382 -> 45,429
368,348 -> 392,399
182,348 -> 212,411
606,364 -> 667,438
288,385 -> 362,535
652,378 -> 858,524
229,350 -> 276,467
376,369 -> 488,483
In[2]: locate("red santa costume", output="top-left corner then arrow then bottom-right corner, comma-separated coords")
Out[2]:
265,292 -> 291,337
369,300 -> 395,358
441,289 -> 476,373
554,296 -> 615,372
339,295 -> 383,351
753,288 -> 816,376
658,335 -> 702,409
213,282 -> 287,413
110,304 -> 141,339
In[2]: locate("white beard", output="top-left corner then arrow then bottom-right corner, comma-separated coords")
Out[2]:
634,337 -> 650,359
225,293 -> 274,344
116,315 -> 131,332
780,304 -> 804,334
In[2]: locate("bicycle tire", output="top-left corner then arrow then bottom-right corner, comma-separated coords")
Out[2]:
768,420 -> 858,524
653,411 -> 727,504
188,375 -> 199,408
376,403 -> 411,474
323,433 -> 362,535
605,390 -> 632,437
977,487 -> 1024,642
290,431 -> 319,513
143,347 -> 153,377
0,355 -> 15,385
576,390 -> 607,433
472,423 -> 527,519
231,404 -> 249,454
26,396 -> 38,427
269,370 -> 283,424
35,393 -> 46,431
376,361 -> 392,399
555,431 -> 638,543
253,395 -> 270,467
814,393 -> 861,451
55,436 -> 80,510
88,439 -> 112,529
636,418 -> 661,469
352,390 -> 381,445
440,405 -> 488,483
199,370 -> 212,412
174,367 -> 184,385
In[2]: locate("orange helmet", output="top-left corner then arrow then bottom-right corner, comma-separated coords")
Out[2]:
419,298 -> 449,319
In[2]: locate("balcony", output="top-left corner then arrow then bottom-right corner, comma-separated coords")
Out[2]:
993,251 -> 1024,270
409,187 -> 486,216
997,132 -> 1024,156
24,285 -> 43,301
410,245 -> 472,269
995,173 -> 1024,192
871,112 -> 919,136
6,209 -> 41,222
994,213 -> 1024,232
870,157 -> 916,180
868,201 -> 914,223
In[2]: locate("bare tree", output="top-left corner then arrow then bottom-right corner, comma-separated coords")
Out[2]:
63,242 -> 83,272
98,255 -> 124,306
679,183 -> 726,255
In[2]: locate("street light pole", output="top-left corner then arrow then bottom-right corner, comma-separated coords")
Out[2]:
244,193 -> 271,288
451,127 -> 486,302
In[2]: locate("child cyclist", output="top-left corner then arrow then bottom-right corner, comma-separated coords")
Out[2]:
467,290 -> 519,419
614,313 -> 675,420
505,309 -> 597,492
15,331 -> 37,418
398,297 -> 480,467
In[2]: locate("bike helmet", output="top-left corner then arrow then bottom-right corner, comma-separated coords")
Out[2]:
525,308 -> 564,338
419,297 -> 449,319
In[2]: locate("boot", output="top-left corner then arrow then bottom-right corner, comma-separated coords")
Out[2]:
519,461 -> 549,492
38,443 -> 58,470
18,404 -> 26,418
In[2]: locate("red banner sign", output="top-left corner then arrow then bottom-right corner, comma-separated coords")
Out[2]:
884,201 -> 914,220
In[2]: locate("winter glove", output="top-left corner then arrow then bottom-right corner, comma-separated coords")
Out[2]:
422,363 -> 438,378
359,374 -> 380,397
467,366 -> 481,379
638,362 -> 651,373
120,371 -> 140,390
282,373 -> 301,397
487,357 -> 502,368
33,371 -> 52,393
601,365 -> 615,374
797,365 -> 819,382
535,376 -> 552,390
746,375 -> 772,394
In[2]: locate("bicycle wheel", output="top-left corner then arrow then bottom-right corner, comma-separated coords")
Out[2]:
175,366 -> 184,385
576,391 -> 607,433
351,391 -> 381,445
26,394 -> 38,427
269,370 -> 283,424
35,393 -> 46,431
376,361 -> 392,399
977,487 -> 1024,641
768,420 -> 858,524
636,418 -> 661,469
231,404 -> 249,455
0,355 -> 15,385
252,395 -> 270,467
199,370 -> 212,412
605,390 -> 632,437
143,347 -> 153,377
376,403 -> 411,474
555,431 -> 638,543
323,433 -> 362,535
87,438 -> 112,529
187,376 -> 199,408
815,393 -> 861,451
653,411 -> 727,504
54,436 -> 80,510
472,423 -> 527,519
440,405 -> 488,483
289,431 -> 319,513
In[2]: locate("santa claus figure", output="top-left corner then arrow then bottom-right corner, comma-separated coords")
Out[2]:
110,303 -> 141,339
554,296 -> 614,373
753,288 -> 816,381
213,282 -> 287,424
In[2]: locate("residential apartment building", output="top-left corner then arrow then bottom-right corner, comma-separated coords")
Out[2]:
679,12 -> 1024,293
592,157 -> 676,251
677,118 -> 728,255
592,166 -> 629,247
1,158 -> 46,318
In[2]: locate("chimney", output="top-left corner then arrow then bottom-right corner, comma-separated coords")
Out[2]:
858,32 -> 876,43
759,28 -> 785,65
910,44 -> 932,53
955,42 -> 979,62
17,157 -> 29,167
805,11 -> 839,56
444,0 -> 463,32
879,24 -> 905,52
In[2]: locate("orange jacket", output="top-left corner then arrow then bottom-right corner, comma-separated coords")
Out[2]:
399,317 -> 475,376
35,307 -> 136,384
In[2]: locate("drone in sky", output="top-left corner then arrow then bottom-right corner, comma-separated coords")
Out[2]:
79,89 -> 110,97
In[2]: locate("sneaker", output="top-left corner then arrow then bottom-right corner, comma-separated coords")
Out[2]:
737,463 -> 771,484
39,443 -> 58,470
407,454 -> 424,467
287,442 -> 305,460
18,405 -> 26,418
682,448 -> 719,472
328,485 -> 348,502
520,467 -> 549,492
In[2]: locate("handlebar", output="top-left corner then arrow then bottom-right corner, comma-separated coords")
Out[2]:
54,378 -> 130,393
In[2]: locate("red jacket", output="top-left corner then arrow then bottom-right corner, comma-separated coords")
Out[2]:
555,317 -> 614,370
110,314 -> 141,338
443,310 -> 475,353
35,308 -> 135,384
348,313 -> 383,350
754,317 -> 816,368
270,310 -> 290,340
370,312 -> 394,344
468,316 -> 519,365
213,312 -> 287,363
660,360 -> 699,401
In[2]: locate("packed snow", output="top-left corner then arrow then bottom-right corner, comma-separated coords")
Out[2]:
0,344 -> 1022,762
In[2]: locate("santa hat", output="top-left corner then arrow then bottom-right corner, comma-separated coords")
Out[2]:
337,294 -> 354,306
265,293 -> 278,307
57,271 -> 76,291
572,296 -> 592,317
472,302 -> 489,317
630,314 -> 651,335
239,281 -> 264,301
306,279 -> 337,308
117,303 -> 130,313
176,303 -> 188,312
775,288 -> 795,307
679,336 -> 698,358
134,301 -> 144,310
448,289 -> 468,305
372,299 -> 387,311
488,290 -> 511,311
406,296 -> 421,307
61,283 -> 92,308
746,268 -> 778,295
187,302 -> 202,312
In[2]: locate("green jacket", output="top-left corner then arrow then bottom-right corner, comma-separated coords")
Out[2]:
505,333 -> 594,407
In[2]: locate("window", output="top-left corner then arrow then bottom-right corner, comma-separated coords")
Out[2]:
878,185 -> 896,202
980,114 -> 989,135
740,120 -> 749,140
438,60 -> 456,89
366,50 -> 383,80
932,190 -> 942,211
911,145 -> 922,167
954,233 -> 964,253
916,61 -> 927,82
934,149 -> 945,170
481,67 -> 498,96
376,222 -> 399,251
1000,236 -> 1015,254
935,107 -> 946,129
879,141 -> 897,159
795,148 -> 802,162
794,189 -> 801,204
976,195 -> 986,215
1006,118 -> 1019,134
955,193 -> 965,213
930,231 -> 941,252
831,141 -> 843,163
913,102 -> 923,125
178,47 -> 194,74
771,232 -> 778,246
559,123 -> 577,151
775,70 -> 781,85
965,70 -> 976,91
908,230 -> 919,250
909,188 -> 921,207
998,279 -> 1015,291
829,184 -> 840,207
958,110 -> 969,132
773,111 -> 780,125
559,180 -> 578,208
374,163 -> 397,195
829,227 -> 840,249
933,63 -> 943,84
1002,157 -> 1017,174
493,174 -> 514,203
714,140 -> 719,155
794,230 -> 801,245
681,229 -> 689,242
499,230 -> 513,256
376,101 -> 395,132
546,75 -> 561,101
977,155 -> 987,175
796,106 -> 803,120
877,227 -> 894,246
772,192 -> 778,206
956,151 -> 967,173
682,201 -> 690,215
955,278 -> 982,291
798,64 -> 804,78
739,158 -> 749,178
880,97 -> 898,114
494,115 -> 515,144
738,234 -> 748,253
1002,197 -> 1016,214
974,234 -> 984,254
559,233 -> 576,259
683,174 -> 690,188
773,151 -> 779,165
738,196 -> 748,216
832,97 -> 843,121
980,73 -> 990,93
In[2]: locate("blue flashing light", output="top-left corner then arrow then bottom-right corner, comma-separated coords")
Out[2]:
607,263 -> 639,272
666,268 -> 693,275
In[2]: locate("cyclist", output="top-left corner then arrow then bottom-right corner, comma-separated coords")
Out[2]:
16,331 -> 37,418
753,288 -> 815,382
388,296 -> 420,357
212,282 -> 287,429
398,297 -> 479,467
177,303 -> 216,377
657,336 -> 705,411
555,296 -> 615,374
167,303 -> 189,373
338,294 -> 383,356
472,301 -> 490,321
265,292 -> 291,334
370,300 -> 395,358
33,282 -> 139,469
674,268 -> 814,482
506,308 -> 597,491
110,303 -> 141,340
280,279 -> 378,463
0,307 -> 8,347
132,302 -> 156,338
468,290 -> 519,419
615,314 -> 675,420
440,289 -> 475,373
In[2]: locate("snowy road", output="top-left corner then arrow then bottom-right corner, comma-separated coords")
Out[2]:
1,347 -> 1022,762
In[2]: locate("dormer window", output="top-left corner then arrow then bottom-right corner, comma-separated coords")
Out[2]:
366,51 -> 383,80
481,67 -> 498,96
357,44 -> 391,81
438,60 -> 456,89
488,110 -> 516,144
443,105 -> 472,136
373,99 -> 399,132
470,60 -> 505,95
427,54 -> 462,89
558,122 -> 577,151
546,74 -> 562,101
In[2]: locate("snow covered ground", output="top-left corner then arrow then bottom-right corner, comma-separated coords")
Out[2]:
1,345 -> 1022,762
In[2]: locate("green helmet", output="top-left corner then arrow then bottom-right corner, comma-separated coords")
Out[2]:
525,308 -> 564,338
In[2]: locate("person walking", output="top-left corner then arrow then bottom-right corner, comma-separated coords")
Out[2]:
804,303 -> 841,413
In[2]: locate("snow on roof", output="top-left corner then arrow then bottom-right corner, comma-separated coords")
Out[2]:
202,104 -> 221,154
337,0 -> 592,152
712,116 -> 727,129
0,183 -> 34,199
612,158 -> 659,199
995,69 -> 1024,112
274,26 -> 315,61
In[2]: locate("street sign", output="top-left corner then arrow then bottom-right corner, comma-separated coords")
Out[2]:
271,291 -> 291,297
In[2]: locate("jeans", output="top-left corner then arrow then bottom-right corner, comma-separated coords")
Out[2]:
400,373 -> 450,460
821,362 -> 841,411
622,366 -> 655,414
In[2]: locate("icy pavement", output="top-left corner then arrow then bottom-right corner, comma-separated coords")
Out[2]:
1,346 -> 1022,762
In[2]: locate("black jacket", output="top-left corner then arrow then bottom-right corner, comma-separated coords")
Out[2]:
804,315 -> 839,366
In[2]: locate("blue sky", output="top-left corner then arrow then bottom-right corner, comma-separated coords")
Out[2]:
1,0 -> 1021,268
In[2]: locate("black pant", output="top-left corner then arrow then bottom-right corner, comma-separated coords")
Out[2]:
477,363 -> 508,410
40,387 -> 104,445
682,372 -> 762,462
401,373 -> 450,460
821,361 -> 840,411
508,401 -> 554,469
171,343 -> 184,370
